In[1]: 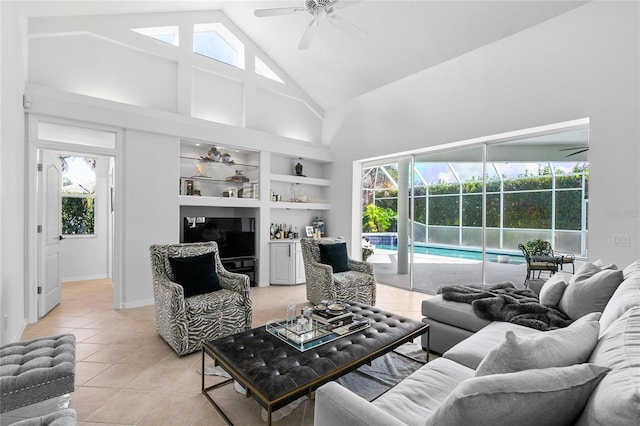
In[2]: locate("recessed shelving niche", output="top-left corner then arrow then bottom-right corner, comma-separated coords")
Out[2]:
179,140 -> 260,206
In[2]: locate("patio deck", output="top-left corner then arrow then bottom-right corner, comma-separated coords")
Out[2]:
369,248 -> 582,294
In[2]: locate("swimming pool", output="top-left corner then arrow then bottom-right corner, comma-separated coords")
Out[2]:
375,244 -> 526,264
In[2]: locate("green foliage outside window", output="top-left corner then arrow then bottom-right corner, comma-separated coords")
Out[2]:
62,197 -> 95,235
364,174 -> 588,232
362,203 -> 396,232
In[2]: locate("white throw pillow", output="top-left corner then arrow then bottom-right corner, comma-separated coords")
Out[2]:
475,321 -> 600,376
558,262 -> 624,320
539,273 -> 568,307
426,364 -> 610,426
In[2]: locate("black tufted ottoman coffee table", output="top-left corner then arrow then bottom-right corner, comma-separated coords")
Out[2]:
201,302 -> 429,425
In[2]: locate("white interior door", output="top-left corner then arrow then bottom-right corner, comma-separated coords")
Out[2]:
39,150 -> 62,317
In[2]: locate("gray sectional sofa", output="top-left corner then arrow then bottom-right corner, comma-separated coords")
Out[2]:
314,260 -> 640,426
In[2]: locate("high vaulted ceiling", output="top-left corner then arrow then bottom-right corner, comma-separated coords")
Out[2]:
21,1 -> 588,110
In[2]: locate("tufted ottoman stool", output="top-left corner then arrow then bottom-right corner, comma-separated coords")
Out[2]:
10,408 -> 77,426
0,334 -> 76,414
202,302 -> 429,425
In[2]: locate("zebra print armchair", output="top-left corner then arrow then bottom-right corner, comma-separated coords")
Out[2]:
149,242 -> 252,356
300,237 -> 376,306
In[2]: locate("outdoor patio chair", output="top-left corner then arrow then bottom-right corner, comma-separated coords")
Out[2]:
149,242 -> 252,356
549,248 -> 576,273
518,243 -> 558,286
300,237 -> 376,306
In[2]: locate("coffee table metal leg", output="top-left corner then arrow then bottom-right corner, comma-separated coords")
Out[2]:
201,347 -> 236,425
202,378 -> 235,425
421,327 -> 430,362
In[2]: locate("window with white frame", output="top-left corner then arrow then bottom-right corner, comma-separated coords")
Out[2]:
132,26 -> 179,46
193,23 -> 245,69
61,156 -> 96,236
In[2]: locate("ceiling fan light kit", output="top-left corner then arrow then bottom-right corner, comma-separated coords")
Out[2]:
254,0 -> 365,50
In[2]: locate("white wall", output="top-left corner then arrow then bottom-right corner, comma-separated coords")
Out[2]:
60,155 -> 110,282
121,130 -> 179,308
27,10 -> 323,143
0,2 -> 27,344
324,1 -> 640,267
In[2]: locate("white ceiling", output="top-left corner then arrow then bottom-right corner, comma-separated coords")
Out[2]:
21,0 -> 588,110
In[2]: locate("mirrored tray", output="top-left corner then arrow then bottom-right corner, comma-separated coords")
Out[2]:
266,316 -> 370,351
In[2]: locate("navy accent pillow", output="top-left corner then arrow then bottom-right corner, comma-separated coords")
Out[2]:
319,242 -> 350,273
168,252 -> 221,297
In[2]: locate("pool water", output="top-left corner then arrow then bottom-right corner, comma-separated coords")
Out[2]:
376,244 -> 526,264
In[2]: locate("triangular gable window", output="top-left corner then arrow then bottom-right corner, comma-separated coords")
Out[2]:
132,26 -> 179,46
255,56 -> 284,83
194,23 -> 244,69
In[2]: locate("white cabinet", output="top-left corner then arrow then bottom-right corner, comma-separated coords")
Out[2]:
269,240 -> 305,285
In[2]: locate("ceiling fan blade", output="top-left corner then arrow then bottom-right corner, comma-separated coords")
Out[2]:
254,8 -> 303,18
328,13 -> 366,40
334,0 -> 363,10
559,146 -> 589,152
564,148 -> 589,158
298,17 -> 319,50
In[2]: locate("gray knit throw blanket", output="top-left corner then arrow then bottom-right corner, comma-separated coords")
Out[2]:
438,282 -> 572,331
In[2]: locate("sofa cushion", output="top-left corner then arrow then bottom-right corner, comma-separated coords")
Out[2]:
570,311 -> 601,326
169,252 -> 221,297
575,306 -> 640,425
443,321 -> 539,370
422,295 -> 491,332
475,321 -> 599,376
372,357 -> 474,426
425,364 -> 610,426
538,273 -> 568,307
599,275 -> 640,333
622,259 -> 640,279
319,242 -> 349,273
558,262 -> 624,320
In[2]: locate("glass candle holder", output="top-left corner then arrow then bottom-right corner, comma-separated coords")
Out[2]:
286,303 -> 296,329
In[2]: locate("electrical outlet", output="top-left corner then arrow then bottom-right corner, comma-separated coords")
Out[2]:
612,234 -> 630,247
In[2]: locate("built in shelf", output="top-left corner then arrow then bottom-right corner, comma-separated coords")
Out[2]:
270,201 -> 330,210
179,195 -> 261,208
270,174 -> 330,187
180,156 -> 259,171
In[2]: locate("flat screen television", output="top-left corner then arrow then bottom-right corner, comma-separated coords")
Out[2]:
182,217 -> 255,259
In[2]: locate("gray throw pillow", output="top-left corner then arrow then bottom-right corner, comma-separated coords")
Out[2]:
559,264 -> 624,320
475,321 -> 600,376
569,311 -> 602,327
539,273 -> 568,307
425,364 -> 610,426
592,259 -> 618,270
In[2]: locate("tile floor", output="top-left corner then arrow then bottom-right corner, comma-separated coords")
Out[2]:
16,279 -> 431,426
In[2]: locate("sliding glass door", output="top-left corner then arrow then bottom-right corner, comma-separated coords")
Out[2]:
361,127 -> 589,293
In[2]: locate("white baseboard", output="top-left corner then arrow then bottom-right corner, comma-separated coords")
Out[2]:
121,298 -> 154,309
62,274 -> 108,283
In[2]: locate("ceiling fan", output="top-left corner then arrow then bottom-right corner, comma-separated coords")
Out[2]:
559,147 -> 589,158
254,0 -> 366,50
